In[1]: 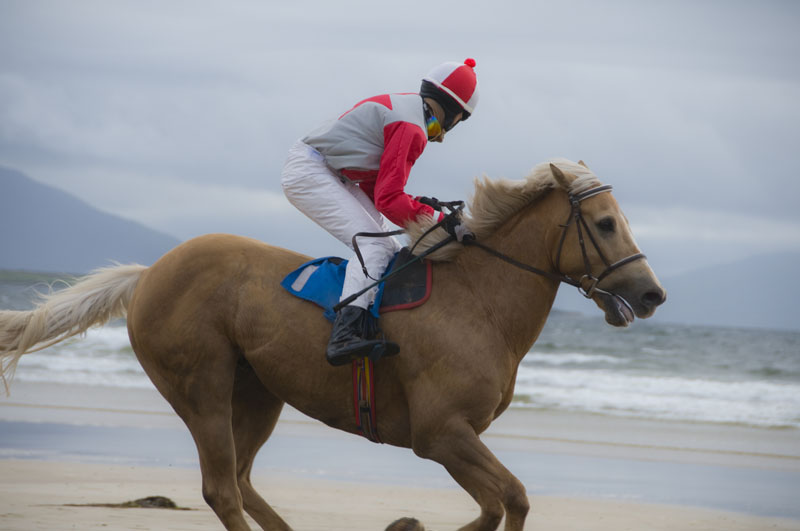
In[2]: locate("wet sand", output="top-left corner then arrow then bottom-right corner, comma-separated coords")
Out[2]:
1,381 -> 799,530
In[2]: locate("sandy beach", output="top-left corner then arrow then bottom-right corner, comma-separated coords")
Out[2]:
2,381 -> 800,530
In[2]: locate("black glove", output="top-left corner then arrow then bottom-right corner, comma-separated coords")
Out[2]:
443,213 -> 474,242
417,196 -> 443,211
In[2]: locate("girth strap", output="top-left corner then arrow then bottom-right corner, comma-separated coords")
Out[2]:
352,357 -> 381,443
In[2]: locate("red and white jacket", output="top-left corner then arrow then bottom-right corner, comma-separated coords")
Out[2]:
302,93 -> 440,227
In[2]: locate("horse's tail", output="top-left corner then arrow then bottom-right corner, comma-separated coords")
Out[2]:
0,264 -> 147,393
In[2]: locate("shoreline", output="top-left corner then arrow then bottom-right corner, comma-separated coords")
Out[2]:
2,459 -> 799,531
2,381 -> 800,529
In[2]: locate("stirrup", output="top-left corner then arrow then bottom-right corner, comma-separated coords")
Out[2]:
326,338 -> 399,366
366,340 -> 399,363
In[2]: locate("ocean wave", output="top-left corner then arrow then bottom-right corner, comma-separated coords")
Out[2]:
8,316 -> 800,429
13,367 -> 153,389
523,352 -> 628,366
13,326 -> 150,389
513,366 -> 800,428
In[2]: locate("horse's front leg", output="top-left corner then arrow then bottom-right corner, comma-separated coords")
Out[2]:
411,420 -> 529,531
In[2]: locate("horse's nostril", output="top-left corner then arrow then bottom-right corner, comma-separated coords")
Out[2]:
642,289 -> 666,308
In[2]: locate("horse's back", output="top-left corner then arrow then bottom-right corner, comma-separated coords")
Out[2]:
127,234 -> 312,355
148,233 -> 309,280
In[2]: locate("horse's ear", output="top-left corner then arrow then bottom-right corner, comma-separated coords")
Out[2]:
578,160 -> 589,169
550,163 -> 572,189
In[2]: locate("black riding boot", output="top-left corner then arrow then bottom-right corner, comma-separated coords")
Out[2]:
326,306 -> 399,366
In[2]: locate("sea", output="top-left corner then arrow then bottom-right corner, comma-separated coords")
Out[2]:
7,310 -> 799,430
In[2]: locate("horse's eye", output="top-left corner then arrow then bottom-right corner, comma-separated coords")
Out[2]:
597,217 -> 615,233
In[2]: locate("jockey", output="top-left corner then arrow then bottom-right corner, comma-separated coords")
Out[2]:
281,58 -> 479,367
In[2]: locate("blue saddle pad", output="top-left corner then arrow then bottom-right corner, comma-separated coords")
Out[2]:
280,256 -> 379,322
282,250 -> 431,322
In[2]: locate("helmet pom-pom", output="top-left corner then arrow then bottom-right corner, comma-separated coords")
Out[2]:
464,58 -> 476,68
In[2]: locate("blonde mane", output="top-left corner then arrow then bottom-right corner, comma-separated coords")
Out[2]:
406,158 -> 602,261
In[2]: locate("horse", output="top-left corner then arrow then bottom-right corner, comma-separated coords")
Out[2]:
0,159 -> 665,531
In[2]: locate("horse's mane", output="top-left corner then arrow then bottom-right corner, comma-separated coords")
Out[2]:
406,158 -> 602,261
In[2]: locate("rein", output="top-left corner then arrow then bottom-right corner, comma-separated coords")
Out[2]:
464,184 -> 646,299
333,203 -> 462,312
337,185 -> 645,311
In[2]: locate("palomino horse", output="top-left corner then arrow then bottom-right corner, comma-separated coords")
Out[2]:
0,160 -> 665,531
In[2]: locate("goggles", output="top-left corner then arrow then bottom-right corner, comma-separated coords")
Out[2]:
426,113 -> 460,139
426,114 -> 443,138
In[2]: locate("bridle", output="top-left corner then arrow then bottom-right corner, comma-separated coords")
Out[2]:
336,184 -> 646,312
465,184 -> 647,299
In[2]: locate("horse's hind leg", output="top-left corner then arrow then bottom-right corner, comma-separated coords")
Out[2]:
137,342 -> 252,530
231,359 -> 291,530
412,420 -> 529,531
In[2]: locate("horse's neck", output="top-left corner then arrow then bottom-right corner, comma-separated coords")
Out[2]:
455,192 -> 564,362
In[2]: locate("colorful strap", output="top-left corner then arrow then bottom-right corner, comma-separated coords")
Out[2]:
352,357 -> 381,443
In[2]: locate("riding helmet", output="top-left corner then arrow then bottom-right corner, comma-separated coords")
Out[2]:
420,58 -> 479,129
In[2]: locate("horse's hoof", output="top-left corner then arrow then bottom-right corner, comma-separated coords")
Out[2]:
385,517 -> 425,531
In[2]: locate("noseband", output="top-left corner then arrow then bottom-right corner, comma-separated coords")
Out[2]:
466,184 -> 646,298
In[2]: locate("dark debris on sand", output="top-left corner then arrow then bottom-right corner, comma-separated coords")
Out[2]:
64,495 -> 193,510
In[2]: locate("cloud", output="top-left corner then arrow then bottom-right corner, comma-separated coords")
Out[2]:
1,0 -> 799,279
627,205 -> 800,247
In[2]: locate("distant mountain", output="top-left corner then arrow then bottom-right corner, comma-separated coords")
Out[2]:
554,251 -> 800,331
0,165 -> 181,274
650,251 -> 799,331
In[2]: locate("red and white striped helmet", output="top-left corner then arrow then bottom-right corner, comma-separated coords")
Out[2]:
423,58 -> 479,114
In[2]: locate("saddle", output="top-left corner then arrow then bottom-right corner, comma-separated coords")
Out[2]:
281,248 -> 431,444
280,248 -> 432,321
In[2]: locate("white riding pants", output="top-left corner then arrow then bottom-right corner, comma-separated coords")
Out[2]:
281,140 -> 402,310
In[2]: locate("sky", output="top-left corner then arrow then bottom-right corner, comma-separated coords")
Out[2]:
1,0 -> 799,281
